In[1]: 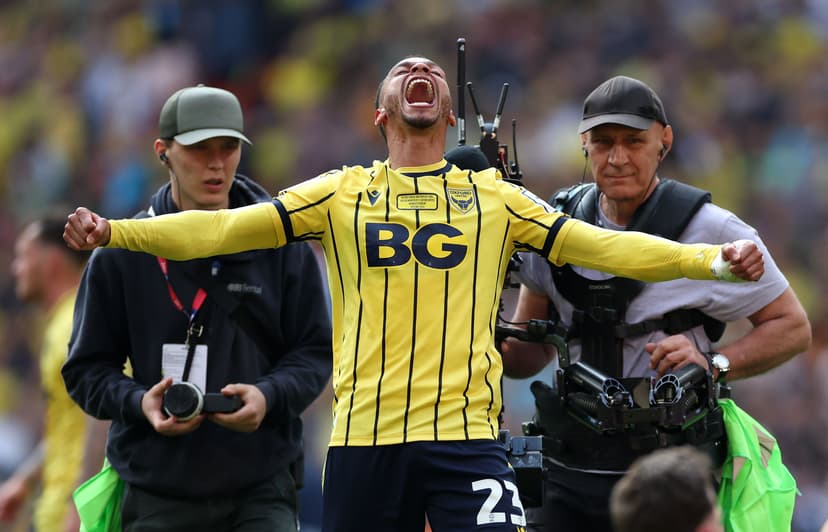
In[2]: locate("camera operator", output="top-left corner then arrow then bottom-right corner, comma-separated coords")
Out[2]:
501,76 -> 810,531
62,85 -> 332,531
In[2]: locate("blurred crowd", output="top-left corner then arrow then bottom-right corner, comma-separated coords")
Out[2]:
1,0 -> 828,530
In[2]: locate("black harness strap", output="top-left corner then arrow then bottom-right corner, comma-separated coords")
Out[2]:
549,179 -> 724,376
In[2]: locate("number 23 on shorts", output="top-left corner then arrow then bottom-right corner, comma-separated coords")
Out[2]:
473,477 -> 527,529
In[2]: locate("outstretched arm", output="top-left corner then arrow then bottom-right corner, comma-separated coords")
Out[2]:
64,203 -> 284,259
554,219 -> 763,282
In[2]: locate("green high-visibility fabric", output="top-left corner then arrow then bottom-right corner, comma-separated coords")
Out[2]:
73,459 -> 123,532
717,398 -> 797,531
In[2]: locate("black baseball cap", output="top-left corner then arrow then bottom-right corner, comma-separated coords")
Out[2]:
159,84 -> 252,146
577,76 -> 668,134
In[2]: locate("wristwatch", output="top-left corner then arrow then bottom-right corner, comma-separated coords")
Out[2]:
707,351 -> 731,381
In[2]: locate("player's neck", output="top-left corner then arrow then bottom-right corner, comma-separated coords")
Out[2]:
386,130 -> 446,170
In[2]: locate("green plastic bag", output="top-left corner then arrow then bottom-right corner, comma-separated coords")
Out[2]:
73,460 -> 124,532
717,398 -> 797,532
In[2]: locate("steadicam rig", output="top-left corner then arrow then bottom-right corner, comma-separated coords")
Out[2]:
445,37 -> 523,184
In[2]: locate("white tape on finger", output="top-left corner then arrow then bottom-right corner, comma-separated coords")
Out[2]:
710,251 -> 743,282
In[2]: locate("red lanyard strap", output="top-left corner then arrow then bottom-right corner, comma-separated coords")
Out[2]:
157,257 -> 208,383
156,257 -> 207,325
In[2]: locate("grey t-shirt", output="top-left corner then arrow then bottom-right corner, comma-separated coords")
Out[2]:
516,199 -> 788,377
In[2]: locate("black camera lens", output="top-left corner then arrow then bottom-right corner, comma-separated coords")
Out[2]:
163,382 -> 204,421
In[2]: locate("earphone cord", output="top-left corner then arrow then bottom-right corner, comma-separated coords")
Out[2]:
164,155 -> 183,211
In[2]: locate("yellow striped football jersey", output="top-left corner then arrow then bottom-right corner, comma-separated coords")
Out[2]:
107,159 -> 724,448
274,159 -> 571,446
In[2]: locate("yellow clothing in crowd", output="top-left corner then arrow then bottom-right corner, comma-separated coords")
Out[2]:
36,289 -> 87,531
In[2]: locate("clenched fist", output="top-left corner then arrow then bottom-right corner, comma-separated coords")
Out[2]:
716,239 -> 763,282
64,207 -> 111,251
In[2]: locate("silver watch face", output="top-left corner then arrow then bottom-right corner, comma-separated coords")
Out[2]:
712,353 -> 730,372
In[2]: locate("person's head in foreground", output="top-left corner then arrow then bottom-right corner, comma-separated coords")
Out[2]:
610,446 -> 723,532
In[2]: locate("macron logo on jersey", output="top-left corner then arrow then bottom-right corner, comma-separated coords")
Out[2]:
367,188 -> 382,206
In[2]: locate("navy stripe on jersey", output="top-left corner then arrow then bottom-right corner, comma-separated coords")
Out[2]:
285,190 -> 337,215
485,221 -> 514,437
474,179 -> 497,438
402,177 -> 424,442
542,216 -> 568,257
373,266 -> 389,446
271,199 -> 294,241
372,183 -> 393,445
275,191 -> 337,241
491,221 -> 512,341
505,204 -> 568,258
433,175 -> 453,439
344,193 -> 365,445
292,233 -> 325,241
435,268 -> 450,440
461,177 -> 485,439
325,210 -> 342,414
504,204 -> 552,231
326,210 -> 345,322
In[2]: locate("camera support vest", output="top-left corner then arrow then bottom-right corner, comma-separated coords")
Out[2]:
549,179 -> 725,376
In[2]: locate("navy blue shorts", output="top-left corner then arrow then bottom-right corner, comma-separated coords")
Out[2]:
322,439 -> 527,532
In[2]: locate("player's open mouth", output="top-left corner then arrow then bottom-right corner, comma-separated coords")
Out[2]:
405,77 -> 434,106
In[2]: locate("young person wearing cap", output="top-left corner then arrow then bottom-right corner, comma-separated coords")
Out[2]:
63,58 -> 766,532
61,85 -> 332,531
501,76 -> 810,531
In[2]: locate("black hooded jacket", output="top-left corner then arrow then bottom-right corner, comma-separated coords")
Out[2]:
63,175 -> 332,497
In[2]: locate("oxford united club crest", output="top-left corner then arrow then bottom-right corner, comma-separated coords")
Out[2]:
447,188 -> 475,214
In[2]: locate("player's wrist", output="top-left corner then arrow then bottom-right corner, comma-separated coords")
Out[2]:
102,220 -> 116,247
710,248 -> 739,282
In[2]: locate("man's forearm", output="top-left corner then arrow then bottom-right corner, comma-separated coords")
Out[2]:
720,288 -> 811,380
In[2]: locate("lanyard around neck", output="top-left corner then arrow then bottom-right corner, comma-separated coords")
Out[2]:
157,257 -> 208,382
156,257 -> 207,335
